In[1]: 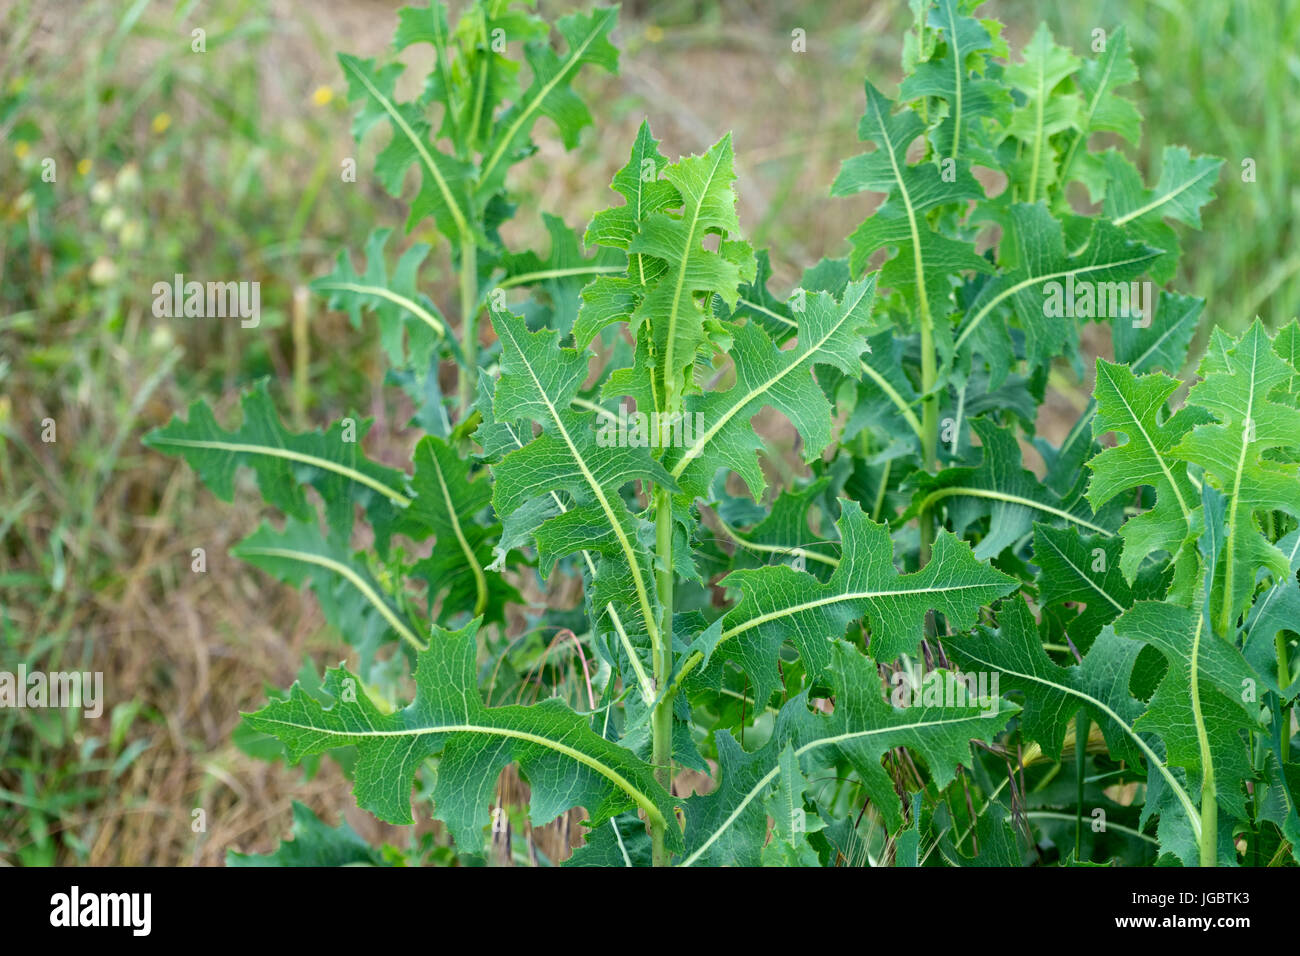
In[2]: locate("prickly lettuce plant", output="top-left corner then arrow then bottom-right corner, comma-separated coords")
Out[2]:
148,1 -> 1299,867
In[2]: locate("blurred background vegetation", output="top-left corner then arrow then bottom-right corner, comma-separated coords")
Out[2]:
0,0 -> 1296,865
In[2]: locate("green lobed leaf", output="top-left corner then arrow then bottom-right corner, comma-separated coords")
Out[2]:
1060,25 -> 1141,200
243,618 -> 680,853
578,119 -> 679,338
395,1 -> 546,156
625,132 -> 756,410
1097,146 -> 1223,284
1085,358 -> 1203,586
681,641 -> 1017,866
905,416 -> 1113,560
405,435 -> 518,626
664,276 -> 879,501
1033,523 -> 1170,648
957,202 -> 1161,383
311,228 -> 447,372
833,80 -> 993,323
476,5 -> 620,202
1243,528 -> 1300,698
898,0 -> 1012,167
232,518 -> 421,673
499,212 -> 620,336
998,22 -> 1080,204
144,380 -> 409,555
696,498 -> 1018,708
1118,601 -> 1261,821
1171,320 -> 1300,635
338,52 -> 474,242
950,595 -> 1203,862
227,801 -> 393,867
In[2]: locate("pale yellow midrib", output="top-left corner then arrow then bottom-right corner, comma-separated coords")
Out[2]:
954,252 -> 1158,351
719,581 -> 1001,644
911,486 -> 1114,537
237,546 -> 422,651
1040,533 -> 1125,612
716,515 -> 840,568
252,713 -> 666,828
1026,51 -> 1046,204
497,265 -> 623,290
1188,612 -> 1214,825
150,437 -> 410,506
871,93 -> 934,382
313,282 -> 445,337
947,1 -> 963,160
1098,362 -> 1192,520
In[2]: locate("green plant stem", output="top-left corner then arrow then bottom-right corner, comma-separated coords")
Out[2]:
1190,613 -> 1216,866
1278,633 -> 1292,764
457,239 -> 479,419
1074,713 -> 1087,862
651,483 -> 675,867
919,500 -> 936,567
918,300 -> 939,568
1199,768 -> 1217,867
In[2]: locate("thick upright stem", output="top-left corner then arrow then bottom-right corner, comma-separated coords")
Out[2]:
1199,768 -> 1217,867
1190,614 -> 1217,866
918,301 -> 939,567
457,240 -> 479,419
651,484 -> 675,867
